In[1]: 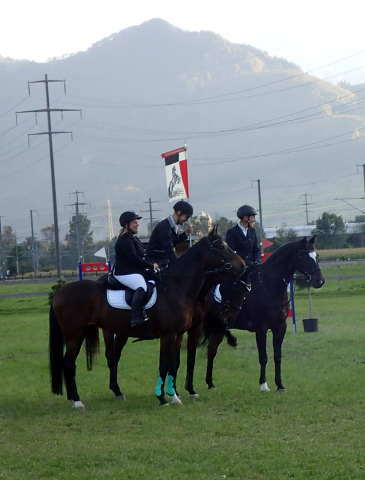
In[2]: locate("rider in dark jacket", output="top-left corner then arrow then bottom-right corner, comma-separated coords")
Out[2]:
114,211 -> 158,327
225,205 -> 261,347
145,201 -> 193,267
226,204 -> 261,266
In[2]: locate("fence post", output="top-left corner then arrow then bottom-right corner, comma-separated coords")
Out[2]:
337,265 -> 341,290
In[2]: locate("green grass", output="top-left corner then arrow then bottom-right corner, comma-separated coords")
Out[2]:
0,282 -> 52,295
1,285 -> 365,479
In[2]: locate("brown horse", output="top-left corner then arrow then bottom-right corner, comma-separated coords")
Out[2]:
49,227 -> 245,408
103,269 -> 251,402
189,236 -> 325,393
183,269 -> 252,397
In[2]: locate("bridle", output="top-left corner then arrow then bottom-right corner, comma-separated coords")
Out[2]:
296,249 -> 321,282
206,237 -> 243,275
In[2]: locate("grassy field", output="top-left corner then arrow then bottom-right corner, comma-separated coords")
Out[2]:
0,278 -> 365,479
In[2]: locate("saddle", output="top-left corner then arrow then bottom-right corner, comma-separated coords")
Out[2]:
105,273 -> 157,310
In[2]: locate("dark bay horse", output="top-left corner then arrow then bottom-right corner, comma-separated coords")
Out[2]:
194,235 -> 325,393
183,269 -> 252,398
49,227 -> 245,408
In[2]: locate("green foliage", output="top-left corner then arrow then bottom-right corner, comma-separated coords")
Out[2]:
313,212 -> 347,249
269,223 -> 299,250
48,279 -> 67,305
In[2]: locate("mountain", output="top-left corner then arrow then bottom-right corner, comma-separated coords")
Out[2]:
0,18 -> 364,242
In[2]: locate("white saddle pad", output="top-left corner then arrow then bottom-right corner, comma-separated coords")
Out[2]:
213,284 -> 222,303
107,282 -> 157,310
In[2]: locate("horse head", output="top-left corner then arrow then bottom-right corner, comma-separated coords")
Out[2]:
205,225 -> 246,277
218,270 -> 252,325
296,235 -> 325,289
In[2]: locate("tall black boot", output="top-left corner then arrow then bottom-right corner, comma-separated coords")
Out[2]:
130,287 -> 147,328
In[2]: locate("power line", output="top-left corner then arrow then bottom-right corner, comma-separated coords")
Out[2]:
16,74 -> 82,278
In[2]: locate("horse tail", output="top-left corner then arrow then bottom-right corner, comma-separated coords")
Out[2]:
85,324 -> 100,371
49,304 -> 64,395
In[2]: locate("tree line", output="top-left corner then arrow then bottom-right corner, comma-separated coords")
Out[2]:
1,212 -> 364,276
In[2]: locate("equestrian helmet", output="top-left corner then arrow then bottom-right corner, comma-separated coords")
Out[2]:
119,211 -> 142,227
237,204 -> 257,219
173,201 -> 193,217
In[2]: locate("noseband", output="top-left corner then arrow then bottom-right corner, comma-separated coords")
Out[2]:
297,250 -> 321,282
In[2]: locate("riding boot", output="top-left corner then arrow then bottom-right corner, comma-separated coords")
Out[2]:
130,287 -> 147,328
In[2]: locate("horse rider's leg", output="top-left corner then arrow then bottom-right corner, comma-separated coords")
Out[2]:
103,331 -> 127,399
255,329 -> 270,392
155,332 -> 177,406
205,331 -> 225,389
63,334 -> 85,409
272,322 -> 287,391
185,323 -> 203,397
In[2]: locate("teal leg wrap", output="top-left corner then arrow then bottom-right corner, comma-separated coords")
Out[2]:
155,376 -> 164,397
166,375 -> 175,396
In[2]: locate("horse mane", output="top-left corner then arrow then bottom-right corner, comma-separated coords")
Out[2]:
262,235 -> 316,271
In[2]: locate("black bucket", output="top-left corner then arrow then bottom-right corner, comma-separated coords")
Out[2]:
302,318 -> 318,333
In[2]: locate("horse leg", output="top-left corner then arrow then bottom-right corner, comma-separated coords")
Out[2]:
63,334 -> 85,409
185,323 -> 202,397
155,332 -> 178,406
166,334 -> 183,404
103,331 -> 128,399
205,332 -> 225,389
272,322 -> 287,391
256,330 -> 270,392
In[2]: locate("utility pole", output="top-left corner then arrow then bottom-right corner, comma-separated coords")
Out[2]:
141,198 -> 161,236
299,193 -> 314,225
30,210 -> 38,277
66,191 -> 87,263
16,74 -> 81,278
252,180 -> 264,256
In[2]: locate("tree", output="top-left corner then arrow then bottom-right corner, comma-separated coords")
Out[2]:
191,214 -> 212,238
271,224 -> 298,249
38,225 -> 60,271
213,216 -> 236,237
312,212 -> 347,249
64,214 -> 94,267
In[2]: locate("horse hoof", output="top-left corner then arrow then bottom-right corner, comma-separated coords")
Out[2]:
115,394 -> 126,400
260,383 -> 270,392
72,400 -> 85,410
160,403 -> 170,407
277,387 -> 287,392
188,393 -> 200,399
168,394 -> 182,405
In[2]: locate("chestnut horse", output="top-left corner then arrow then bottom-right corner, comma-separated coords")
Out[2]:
49,227 -> 245,408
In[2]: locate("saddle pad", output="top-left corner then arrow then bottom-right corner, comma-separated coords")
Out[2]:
213,284 -> 222,303
107,283 -> 157,310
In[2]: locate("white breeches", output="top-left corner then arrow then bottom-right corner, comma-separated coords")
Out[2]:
114,273 -> 147,292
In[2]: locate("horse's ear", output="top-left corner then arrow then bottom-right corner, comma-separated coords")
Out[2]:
214,224 -> 219,235
309,234 -> 316,244
299,236 -> 307,249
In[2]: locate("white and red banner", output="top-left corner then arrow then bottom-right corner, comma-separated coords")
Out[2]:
161,147 -> 189,202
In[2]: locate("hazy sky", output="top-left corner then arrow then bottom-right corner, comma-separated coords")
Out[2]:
2,0 -> 365,84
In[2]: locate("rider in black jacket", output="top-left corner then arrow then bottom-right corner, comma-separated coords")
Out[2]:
145,201 -> 193,267
226,204 -> 261,266
225,205 -> 261,346
114,211 -> 158,327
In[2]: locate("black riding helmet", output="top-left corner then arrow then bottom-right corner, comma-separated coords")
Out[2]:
173,201 -> 193,217
237,204 -> 257,219
119,211 -> 142,227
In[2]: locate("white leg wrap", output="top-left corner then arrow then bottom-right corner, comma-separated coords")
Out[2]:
169,393 -> 182,404
72,400 -> 85,410
260,382 -> 270,392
